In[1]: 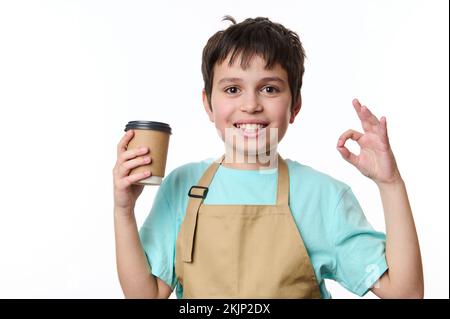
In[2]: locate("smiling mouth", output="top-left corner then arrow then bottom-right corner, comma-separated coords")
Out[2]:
233,123 -> 268,131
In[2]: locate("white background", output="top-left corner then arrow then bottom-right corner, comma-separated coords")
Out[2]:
0,0 -> 448,299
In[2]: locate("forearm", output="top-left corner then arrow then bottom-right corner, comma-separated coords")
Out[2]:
377,178 -> 424,298
114,207 -> 159,298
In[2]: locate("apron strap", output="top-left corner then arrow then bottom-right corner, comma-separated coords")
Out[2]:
276,155 -> 289,206
182,156 -> 224,262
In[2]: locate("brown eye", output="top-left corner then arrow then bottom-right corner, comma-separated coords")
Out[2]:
225,87 -> 239,94
262,86 -> 279,94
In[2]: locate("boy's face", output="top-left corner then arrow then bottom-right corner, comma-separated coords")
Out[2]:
203,54 -> 301,159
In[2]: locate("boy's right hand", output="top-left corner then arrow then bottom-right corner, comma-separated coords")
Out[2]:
113,129 -> 152,212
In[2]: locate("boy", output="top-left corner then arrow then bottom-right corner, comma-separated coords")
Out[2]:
112,16 -> 423,298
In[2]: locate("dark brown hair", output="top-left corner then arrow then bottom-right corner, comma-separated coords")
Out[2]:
201,16 -> 306,110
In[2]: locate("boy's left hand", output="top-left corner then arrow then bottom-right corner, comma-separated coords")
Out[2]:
337,99 -> 402,186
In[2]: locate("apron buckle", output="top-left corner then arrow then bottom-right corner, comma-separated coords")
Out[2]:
188,186 -> 209,199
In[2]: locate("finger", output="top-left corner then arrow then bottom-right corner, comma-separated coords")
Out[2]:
361,105 -> 379,126
380,116 -> 387,136
352,99 -> 379,129
352,98 -> 362,113
118,156 -> 152,178
119,146 -> 150,163
337,145 -> 359,167
378,116 -> 390,144
117,130 -> 134,156
117,170 -> 152,189
337,129 -> 363,147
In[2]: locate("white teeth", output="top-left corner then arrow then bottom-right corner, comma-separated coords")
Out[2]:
236,123 -> 265,130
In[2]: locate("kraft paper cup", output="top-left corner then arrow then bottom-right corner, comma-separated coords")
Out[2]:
124,121 -> 172,185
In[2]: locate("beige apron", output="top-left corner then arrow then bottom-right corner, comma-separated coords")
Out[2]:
175,154 -> 321,298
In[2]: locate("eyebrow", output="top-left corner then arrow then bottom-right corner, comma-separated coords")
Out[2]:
217,77 -> 286,85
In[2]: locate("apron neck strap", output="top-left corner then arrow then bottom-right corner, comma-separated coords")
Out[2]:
181,156 -> 224,263
276,154 -> 289,206
196,155 -> 225,187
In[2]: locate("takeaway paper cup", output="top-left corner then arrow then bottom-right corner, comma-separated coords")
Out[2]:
124,121 -> 172,185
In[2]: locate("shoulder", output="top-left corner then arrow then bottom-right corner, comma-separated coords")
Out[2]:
285,158 -> 351,204
165,158 -> 213,183
158,158 -> 215,196
286,158 -> 349,190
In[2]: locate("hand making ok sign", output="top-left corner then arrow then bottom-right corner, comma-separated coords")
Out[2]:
337,99 -> 402,186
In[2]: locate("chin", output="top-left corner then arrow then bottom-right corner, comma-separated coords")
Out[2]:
232,144 -> 275,157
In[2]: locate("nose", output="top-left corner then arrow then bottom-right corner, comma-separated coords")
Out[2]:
240,92 -> 263,113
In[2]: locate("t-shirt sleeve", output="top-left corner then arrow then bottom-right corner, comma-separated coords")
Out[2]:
138,184 -> 177,289
331,187 -> 388,297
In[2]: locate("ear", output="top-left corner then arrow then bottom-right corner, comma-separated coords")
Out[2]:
202,89 -> 214,123
289,95 -> 302,124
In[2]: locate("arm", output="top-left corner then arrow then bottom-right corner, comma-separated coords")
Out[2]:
114,208 -> 172,299
337,99 -> 423,298
113,130 -> 172,299
371,179 -> 423,298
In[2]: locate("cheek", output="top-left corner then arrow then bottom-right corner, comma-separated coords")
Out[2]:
212,109 -> 230,129
269,106 -> 291,126
269,108 -> 291,140
211,99 -> 234,124
210,101 -> 234,139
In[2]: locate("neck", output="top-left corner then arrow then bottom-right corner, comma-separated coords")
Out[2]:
222,151 -> 278,170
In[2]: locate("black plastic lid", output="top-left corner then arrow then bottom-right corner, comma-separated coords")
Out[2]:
124,121 -> 172,134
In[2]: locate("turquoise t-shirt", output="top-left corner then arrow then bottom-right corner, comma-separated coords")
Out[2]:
139,157 -> 388,299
